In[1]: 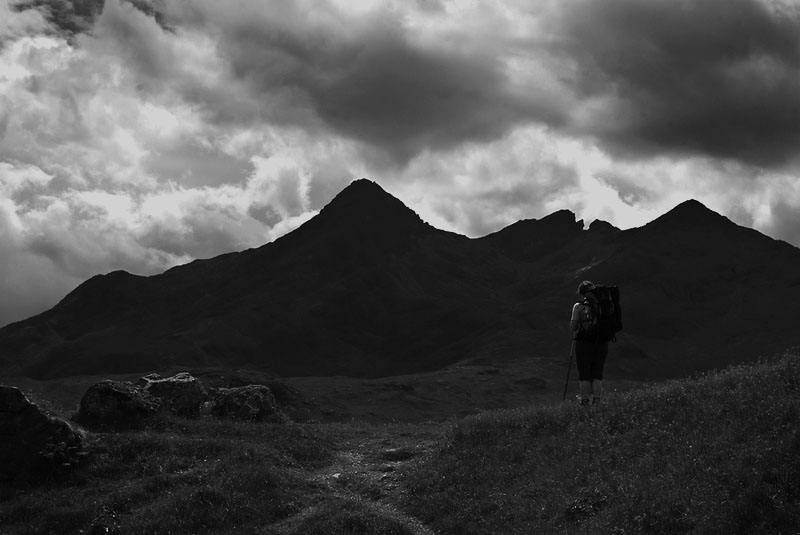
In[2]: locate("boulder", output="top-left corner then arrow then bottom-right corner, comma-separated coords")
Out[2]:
142,372 -> 208,417
77,380 -> 161,428
0,385 -> 85,481
210,385 -> 285,422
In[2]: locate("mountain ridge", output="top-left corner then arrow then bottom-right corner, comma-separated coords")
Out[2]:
1,180 -> 799,383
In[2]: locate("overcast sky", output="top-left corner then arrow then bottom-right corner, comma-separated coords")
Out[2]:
1,0 -> 800,326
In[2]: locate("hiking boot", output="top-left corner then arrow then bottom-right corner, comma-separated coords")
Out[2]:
592,397 -> 601,406
580,399 -> 590,406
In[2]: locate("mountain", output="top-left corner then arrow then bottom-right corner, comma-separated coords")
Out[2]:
1,180 -> 800,382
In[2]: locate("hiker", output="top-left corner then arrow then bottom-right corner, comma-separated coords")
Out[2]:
570,280 -> 608,406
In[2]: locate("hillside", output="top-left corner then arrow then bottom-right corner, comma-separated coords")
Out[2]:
1,179 -> 800,382
404,351 -> 800,534
2,353 -> 798,534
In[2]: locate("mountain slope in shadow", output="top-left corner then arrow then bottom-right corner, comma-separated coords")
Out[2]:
1,180 -> 799,381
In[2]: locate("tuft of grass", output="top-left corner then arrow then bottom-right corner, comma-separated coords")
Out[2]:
287,497 -> 416,535
404,352 -> 800,535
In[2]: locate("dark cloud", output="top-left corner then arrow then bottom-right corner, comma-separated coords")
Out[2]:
12,0 -> 103,36
90,0 -> 176,84
11,0 -> 166,38
556,0 -> 800,166
310,26 -> 527,164
596,172 -> 654,205
16,0 -> 800,171
170,3 -> 554,166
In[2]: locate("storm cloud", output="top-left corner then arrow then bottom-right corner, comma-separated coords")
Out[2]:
11,0 -> 800,168
555,0 -> 800,166
149,0 -> 563,166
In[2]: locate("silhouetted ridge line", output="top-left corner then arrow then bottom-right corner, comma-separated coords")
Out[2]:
1,184 -> 800,381
480,209 -> 585,257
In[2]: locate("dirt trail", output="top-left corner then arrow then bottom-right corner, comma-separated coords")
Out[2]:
275,423 -> 442,534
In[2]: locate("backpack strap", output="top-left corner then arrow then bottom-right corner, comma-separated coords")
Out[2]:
578,296 -> 597,339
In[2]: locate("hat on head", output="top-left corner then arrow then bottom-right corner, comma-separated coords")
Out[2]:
577,280 -> 596,295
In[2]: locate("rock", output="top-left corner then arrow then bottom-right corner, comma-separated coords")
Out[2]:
380,447 -> 416,462
0,385 -> 85,482
210,385 -> 286,422
142,372 -> 208,417
77,380 -> 161,428
135,372 -> 163,389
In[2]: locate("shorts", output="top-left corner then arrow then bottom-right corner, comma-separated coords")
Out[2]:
575,338 -> 608,381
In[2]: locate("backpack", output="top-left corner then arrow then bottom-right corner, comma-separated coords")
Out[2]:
579,285 -> 623,342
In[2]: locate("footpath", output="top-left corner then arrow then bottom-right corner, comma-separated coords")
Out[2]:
273,422 -> 441,535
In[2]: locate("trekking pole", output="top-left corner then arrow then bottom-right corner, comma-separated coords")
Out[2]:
562,339 -> 576,401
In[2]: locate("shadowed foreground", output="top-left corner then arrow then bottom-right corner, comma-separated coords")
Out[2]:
2,352 -> 799,534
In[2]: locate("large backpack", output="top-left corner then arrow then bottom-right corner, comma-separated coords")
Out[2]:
581,285 -> 623,342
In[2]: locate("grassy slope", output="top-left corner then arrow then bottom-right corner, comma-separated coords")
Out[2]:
0,417 -> 334,535
404,351 -> 800,534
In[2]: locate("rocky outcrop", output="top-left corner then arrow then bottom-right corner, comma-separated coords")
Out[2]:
0,386 -> 85,481
140,372 -> 208,417
210,385 -> 285,422
77,380 -> 161,429
77,374 -> 287,427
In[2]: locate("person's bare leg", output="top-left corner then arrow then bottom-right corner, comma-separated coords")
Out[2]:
592,379 -> 603,404
580,381 -> 592,405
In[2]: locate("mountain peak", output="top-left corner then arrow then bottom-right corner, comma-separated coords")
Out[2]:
648,198 -> 731,231
671,199 -> 713,216
320,179 -> 411,215
307,179 -> 428,239
329,178 -> 390,202
540,209 -> 580,225
588,219 -> 620,233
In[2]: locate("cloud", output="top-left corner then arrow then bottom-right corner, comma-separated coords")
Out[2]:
2,0 -> 50,39
147,0 -> 569,166
0,154 -> 327,326
12,0 -> 800,170
2,0 -> 800,329
769,199 -> 800,247
553,0 -> 800,166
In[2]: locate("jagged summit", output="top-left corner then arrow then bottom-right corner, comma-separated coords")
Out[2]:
539,209 -> 581,227
480,209 -> 584,258
483,209 -> 581,239
588,219 -> 620,233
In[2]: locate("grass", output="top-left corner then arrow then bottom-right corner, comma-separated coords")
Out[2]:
284,497 -> 417,535
0,415 -> 333,535
3,352 -> 800,534
403,351 -> 800,534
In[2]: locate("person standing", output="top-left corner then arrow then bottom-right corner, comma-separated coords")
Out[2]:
570,280 -> 609,406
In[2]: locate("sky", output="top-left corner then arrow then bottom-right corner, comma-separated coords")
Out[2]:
1,0 -> 800,327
